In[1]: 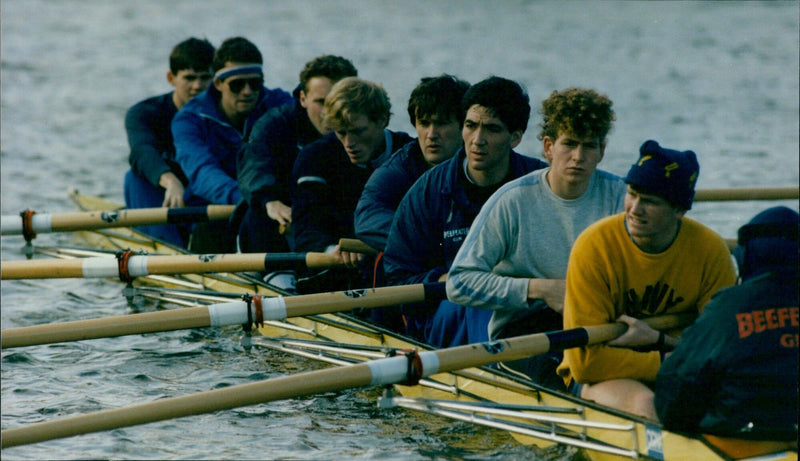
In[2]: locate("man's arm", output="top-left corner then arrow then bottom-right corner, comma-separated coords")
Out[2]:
447,195 -> 531,310
237,106 -> 294,211
125,99 -> 173,188
173,110 -> 242,205
290,142 -> 340,252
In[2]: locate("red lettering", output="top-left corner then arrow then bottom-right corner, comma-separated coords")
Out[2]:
791,307 -> 799,327
780,333 -> 798,348
737,313 -> 753,338
753,310 -> 766,333
765,309 -> 778,329
777,308 -> 790,328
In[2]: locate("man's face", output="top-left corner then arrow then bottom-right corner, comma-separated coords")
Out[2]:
334,113 -> 387,165
213,62 -> 263,121
168,68 -> 213,108
624,186 -> 685,248
543,132 -> 604,188
300,76 -> 334,135
462,104 -> 521,174
415,113 -> 462,166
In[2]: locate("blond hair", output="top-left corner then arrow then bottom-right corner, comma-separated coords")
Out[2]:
323,77 -> 391,132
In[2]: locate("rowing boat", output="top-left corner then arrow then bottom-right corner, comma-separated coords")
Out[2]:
17,188 -> 798,460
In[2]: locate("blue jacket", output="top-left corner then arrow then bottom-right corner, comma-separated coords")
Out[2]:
384,148 -> 548,287
237,87 -> 321,212
173,84 -> 293,206
354,140 -> 431,251
291,130 -> 413,253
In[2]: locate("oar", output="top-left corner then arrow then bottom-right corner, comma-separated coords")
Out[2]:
1,283 -> 446,348
338,238 -> 379,255
1,251 -> 344,280
0,205 -> 235,237
0,314 -> 689,448
694,186 -> 798,202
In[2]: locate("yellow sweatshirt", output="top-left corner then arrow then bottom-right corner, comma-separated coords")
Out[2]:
557,213 -> 737,385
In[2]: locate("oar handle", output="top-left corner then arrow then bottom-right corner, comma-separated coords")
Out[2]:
434,313 -> 693,373
338,238 -> 378,255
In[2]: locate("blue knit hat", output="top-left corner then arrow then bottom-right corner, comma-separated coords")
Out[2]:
734,206 -> 799,280
625,140 -> 700,210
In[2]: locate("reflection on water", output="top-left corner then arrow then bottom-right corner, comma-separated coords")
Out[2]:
1,1 -> 797,459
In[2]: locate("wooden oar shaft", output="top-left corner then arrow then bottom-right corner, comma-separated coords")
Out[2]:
694,186 -> 798,202
0,205 -> 235,236
1,251 -> 343,280
1,284 -> 441,348
1,364 -> 375,449
282,283 -> 433,317
2,307 -> 213,348
0,314 -> 686,448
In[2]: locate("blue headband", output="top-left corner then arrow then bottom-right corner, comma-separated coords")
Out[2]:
214,64 -> 263,81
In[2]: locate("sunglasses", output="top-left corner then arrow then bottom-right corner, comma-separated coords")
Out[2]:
227,77 -> 263,93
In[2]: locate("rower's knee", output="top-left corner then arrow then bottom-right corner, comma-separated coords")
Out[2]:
630,388 -> 657,421
580,380 -> 657,421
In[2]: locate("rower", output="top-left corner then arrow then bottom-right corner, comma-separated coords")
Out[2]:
556,140 -> 738,420
290,77 -> 413,293
447,87 -> 623,390
655,206 -> 799,457
173,37 -> 294,253
236,55 -> 358,293
382,77 -> 547,348
123,37 -> 215,247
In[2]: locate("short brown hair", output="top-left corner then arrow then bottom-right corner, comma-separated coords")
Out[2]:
299,55 -> 357,93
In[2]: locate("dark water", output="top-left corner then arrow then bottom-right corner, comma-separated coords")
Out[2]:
2,1 -> 798,459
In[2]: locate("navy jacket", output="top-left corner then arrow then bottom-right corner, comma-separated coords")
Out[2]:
354,140 -> 431,251
238,88 -> 321,212
173,84 -> 293,206
126,92 -> 186,187
655,270 -> 799,441
291,130 -> 413,253
383,149 -> 547,287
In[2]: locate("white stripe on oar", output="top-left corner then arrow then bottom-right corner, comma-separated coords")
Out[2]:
0,284 -> 441,348
1,251 -> 343,280
0,213 -> 53,234
0,205 -> 236,236
0,314 -> 689,448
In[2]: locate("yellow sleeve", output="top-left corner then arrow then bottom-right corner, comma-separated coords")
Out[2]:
691,223 -> 737,313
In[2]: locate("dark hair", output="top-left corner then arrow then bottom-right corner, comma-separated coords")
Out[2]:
212,37 -> 262,73
169,38 -> 215,74
407,74 -> 470,127
537,87 -> 615,143
461,76 -> 530,134
299,55 -> 358,93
